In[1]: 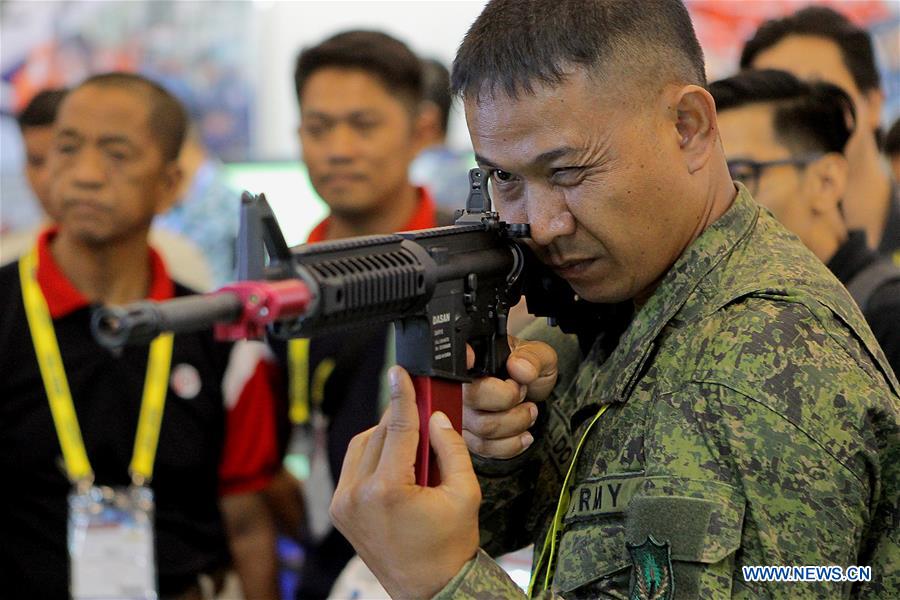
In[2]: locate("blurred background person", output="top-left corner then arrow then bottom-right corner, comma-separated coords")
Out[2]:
17,89 -> 67,218
740,6 -> 900,264
1,89 -> 67,261
3,87 -> 215,291
409,57 -> 475,211
713,68 -> 900,374
0,72 -> 281,600
407,56 -> 534,334
154,125 -> 243,288
267,30 -> 453,599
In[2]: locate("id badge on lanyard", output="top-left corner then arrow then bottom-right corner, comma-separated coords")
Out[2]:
20,247 -> 174,600
69,485 -> 157,600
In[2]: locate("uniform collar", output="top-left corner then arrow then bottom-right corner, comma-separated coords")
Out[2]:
35,227 -> 175,319
586,184 -> 758,403
306,186 -> 437,243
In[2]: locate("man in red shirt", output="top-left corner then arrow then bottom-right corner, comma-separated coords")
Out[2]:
271,30 -> 453,598
0,72 -> 281,600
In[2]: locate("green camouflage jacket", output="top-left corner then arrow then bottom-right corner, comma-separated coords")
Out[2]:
435,187 -> 899,599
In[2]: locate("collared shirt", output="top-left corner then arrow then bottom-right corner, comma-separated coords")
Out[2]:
0,229 -> 281,597
438,186 -> 899,599
306,186 -> 439,243
34,228 -> 173,318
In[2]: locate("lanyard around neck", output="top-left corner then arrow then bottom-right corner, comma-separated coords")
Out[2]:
19,246 -> 174,488
287,338 -> 336,425
528,403 -> 611,595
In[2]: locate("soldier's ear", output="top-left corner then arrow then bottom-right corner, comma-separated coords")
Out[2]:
672,85 -> 717,175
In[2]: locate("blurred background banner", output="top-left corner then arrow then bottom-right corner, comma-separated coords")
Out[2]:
2,0 -> 898,244
1,1 -> 255,159
688,0 -> 900,116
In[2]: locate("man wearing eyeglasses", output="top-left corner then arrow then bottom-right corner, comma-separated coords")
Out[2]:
741,7 -> 900,265
712,69 -> 900,375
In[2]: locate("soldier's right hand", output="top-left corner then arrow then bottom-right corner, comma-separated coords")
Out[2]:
462,337 -> 558,459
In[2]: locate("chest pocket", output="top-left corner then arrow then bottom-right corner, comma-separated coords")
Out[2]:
553,477 -> 746,599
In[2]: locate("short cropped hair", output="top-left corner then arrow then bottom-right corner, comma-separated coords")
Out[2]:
294,30 -> 423,111
740,7 -> 880,94
421,58 -> 451,134
710,69 -> 855,156
450,0 -> 706,102
17,89 -> 68,130
78,72 -> 187,161
885,118 -> 900,157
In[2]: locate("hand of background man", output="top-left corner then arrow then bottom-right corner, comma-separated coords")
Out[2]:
330,366 -> 481,599
462,337 -> 558,459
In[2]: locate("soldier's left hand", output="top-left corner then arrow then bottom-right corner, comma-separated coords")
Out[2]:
330,366 -> 481,599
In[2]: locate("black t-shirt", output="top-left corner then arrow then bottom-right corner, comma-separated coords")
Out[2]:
279,200 -> 455,598
828,230 -> 900,376
271,324 -> 389,599
877,182 -> 900,265
0,261 -> 234,598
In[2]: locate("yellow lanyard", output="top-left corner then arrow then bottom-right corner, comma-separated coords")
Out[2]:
287,339 -> 311,425
528,403 -> 610,596
287,338 -> 335,425
19,247 -> 174,487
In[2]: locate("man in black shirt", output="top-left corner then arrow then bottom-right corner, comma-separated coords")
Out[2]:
0,73 -> 281,599
267,30 -> 454,599
713,69 -> 900,374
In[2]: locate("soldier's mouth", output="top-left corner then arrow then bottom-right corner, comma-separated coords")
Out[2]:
553,258 -> 596,279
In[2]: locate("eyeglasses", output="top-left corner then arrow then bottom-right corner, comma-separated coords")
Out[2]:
727,154 -> 823,195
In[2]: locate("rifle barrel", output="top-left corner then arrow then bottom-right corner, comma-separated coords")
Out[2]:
92,292 -> 243,348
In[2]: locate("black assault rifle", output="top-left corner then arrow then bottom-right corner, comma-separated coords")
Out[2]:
91,169 -> 594,486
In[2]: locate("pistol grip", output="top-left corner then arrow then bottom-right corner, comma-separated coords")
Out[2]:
412,376 -> 463,487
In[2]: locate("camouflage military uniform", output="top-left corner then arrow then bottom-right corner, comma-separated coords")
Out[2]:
435,186 -> 899,599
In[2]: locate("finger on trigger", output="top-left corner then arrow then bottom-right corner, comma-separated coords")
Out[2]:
507,351 -> 540,383
463,376 -> 521,411
509,340 -> 558,399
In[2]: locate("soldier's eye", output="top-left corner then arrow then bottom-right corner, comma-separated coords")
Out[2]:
551,167 -> 584,186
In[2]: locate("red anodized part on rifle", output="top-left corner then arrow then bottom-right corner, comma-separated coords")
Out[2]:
214,280 -> 313,340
